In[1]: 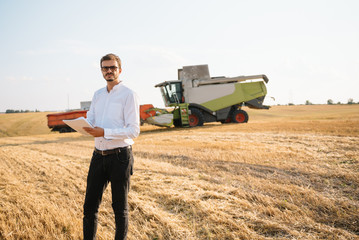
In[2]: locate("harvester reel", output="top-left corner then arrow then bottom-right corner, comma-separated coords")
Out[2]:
189,108 -> 204,127
231,109 -> 249,123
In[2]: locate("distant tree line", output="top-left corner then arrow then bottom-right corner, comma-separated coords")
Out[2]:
285,98 -> 357,106
5,109 -> 40,113
326,98 -> 357,105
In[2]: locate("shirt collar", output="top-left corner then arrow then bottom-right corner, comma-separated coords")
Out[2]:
113,81 -> 122,91
107,81 -> 122,93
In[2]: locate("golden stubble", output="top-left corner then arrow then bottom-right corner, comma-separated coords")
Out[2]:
0,105 -> 358,239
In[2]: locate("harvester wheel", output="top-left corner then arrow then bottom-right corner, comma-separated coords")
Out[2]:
231,109 -> 249,123
189,108 -> 204,127
59,127 -> 69,133
220,118 -> 231,124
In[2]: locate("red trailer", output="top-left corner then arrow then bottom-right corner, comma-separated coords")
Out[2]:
47,110 -> 88,133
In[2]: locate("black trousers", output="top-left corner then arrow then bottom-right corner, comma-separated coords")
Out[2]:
83,147 -> 133,240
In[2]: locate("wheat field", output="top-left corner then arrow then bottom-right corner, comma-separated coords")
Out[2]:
0,105 -> 358,239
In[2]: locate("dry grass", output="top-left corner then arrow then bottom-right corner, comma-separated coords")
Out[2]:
0,112 -> 53,137
0,105 -> 358,239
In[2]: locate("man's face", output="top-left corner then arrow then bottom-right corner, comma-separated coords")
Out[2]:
101,60 -> 122,82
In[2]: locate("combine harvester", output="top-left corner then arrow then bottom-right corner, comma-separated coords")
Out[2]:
141,64 -> 270,127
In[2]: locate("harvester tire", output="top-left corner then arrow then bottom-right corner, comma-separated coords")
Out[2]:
59,127 -> 69,133
189,108 -> 204,127
220,118 -> 231,124
231,109 -> 249,123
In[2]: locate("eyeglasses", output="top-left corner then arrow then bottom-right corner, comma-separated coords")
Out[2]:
101,66 -> 118,72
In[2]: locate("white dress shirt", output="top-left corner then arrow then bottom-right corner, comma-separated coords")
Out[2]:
86,82 -> 140,150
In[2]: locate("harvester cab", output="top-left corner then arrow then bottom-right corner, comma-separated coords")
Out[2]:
149,64 -> 270,127
156,81 -> 184,105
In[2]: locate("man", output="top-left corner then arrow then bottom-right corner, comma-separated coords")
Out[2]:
83,53 -> 140,240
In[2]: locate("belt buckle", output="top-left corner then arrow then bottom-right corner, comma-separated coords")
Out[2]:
100,150 -> 106,156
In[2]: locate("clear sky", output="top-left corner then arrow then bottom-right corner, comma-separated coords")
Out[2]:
0,0 -> 358,112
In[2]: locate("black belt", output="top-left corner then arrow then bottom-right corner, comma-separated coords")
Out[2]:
94,146 -> 130,156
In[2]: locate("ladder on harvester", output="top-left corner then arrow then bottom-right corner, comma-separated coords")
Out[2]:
178,103 -> 190,127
